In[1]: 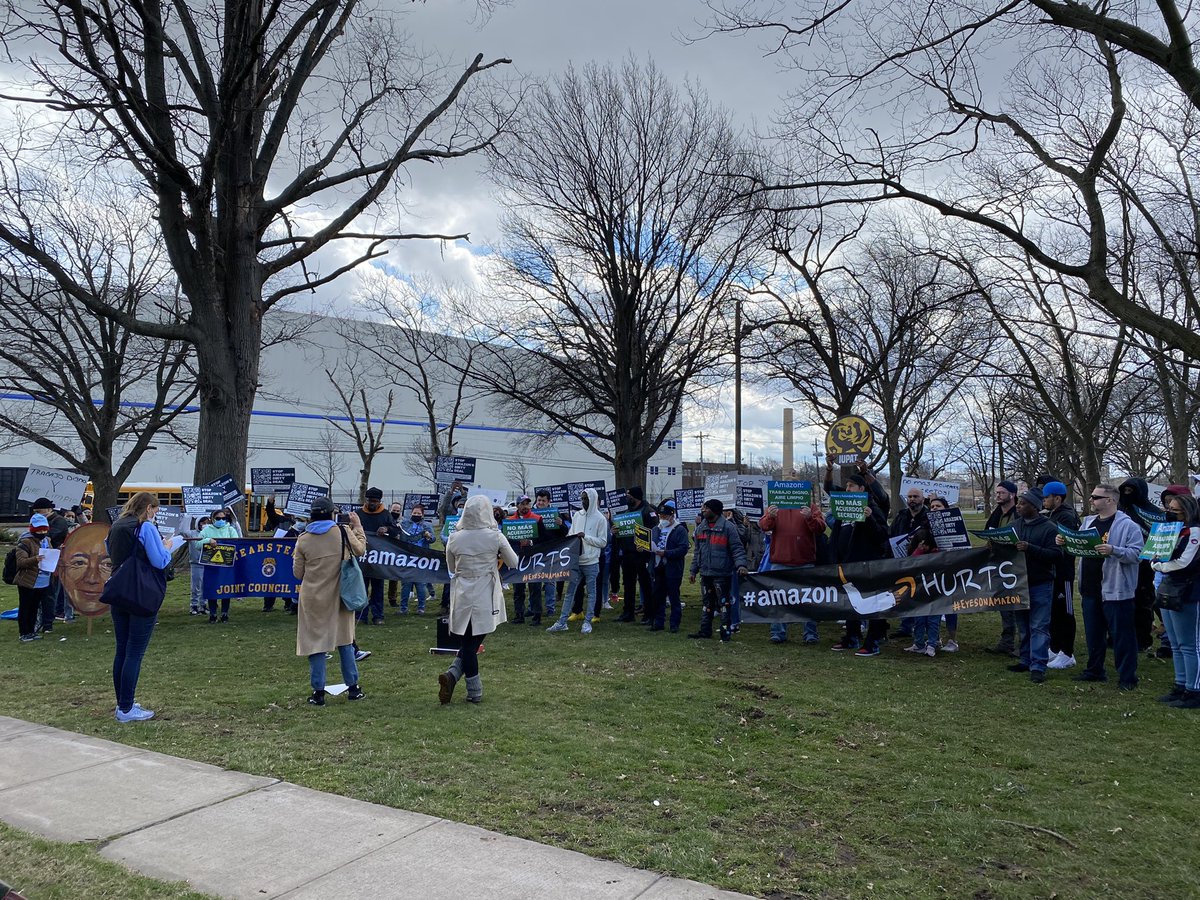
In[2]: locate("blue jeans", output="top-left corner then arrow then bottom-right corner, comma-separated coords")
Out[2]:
1162,605 -> 1200,691
913,615 -> 941,649
358,578 -> 384,622
309,645 -> 359,692
767,563 -> 818,642
111,608 -> 158,713
556,562 -> 598,626
652,564 -> 682,630
1018,582 -> 1054,672
399,581 -> 427,612
1081,595 -> 1138,685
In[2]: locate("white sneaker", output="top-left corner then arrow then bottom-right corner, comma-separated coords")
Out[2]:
1046,650 -> 1064,668
902,643 -> 921,653
923,645 -> 936,658
546,622 -> 568,633
942,640 -> 959,653
581,621 -> 592,635
1057,653 -> 1076,669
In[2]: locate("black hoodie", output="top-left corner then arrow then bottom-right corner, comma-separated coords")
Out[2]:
1118,477 -> 1152,535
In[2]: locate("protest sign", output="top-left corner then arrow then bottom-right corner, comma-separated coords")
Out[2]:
18,466 -> 90,510
105,505 -> 123,525
200,542 -> 237,566
767,480 -> 813,510
704,472 -> 737,506
565,480 -> 607,509
204,473 -> 243,507
899,476 -> 961,506
537,509 -> 562,530
250,468 -> 295,494
1055,525 -> 1102,558
1140,522 -> 1182,560
634,523 -> 651,553
403,493 -> 442,518
467,486 -> 507,506
499,535 -> 581,585
736,476 -> 769,516
182,485 -> 225,514
606,488 -> 629,512
825,415 -> 875,466
501,518 -> 539,542
829,491 -> 868,522
971,526 -> 1020,545
927,508 -> 972,551
740,546 -> 1029,622
673,488 -> 705,519
154,505 -> 185,536
534,484 -> 570,507
888,534 -> 910,558
613,510 -> 642,536
284,482 -> 328,516
440,514 -> 460,542
435,455 -> 476,485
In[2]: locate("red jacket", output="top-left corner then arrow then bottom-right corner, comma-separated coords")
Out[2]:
759,506 -> 826,566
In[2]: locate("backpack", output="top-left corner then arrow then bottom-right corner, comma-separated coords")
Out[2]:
3,545 -> 20,585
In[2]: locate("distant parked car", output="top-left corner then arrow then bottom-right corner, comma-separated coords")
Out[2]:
975,502 -> 985,511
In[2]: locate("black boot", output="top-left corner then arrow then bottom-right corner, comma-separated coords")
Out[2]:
307,690 -> 326,706
1158,684 -> 1186,703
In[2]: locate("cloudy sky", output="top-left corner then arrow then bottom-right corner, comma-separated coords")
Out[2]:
362,0 -> 824,465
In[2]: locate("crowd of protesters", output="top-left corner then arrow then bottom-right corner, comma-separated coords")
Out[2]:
9,469 -> 1199,714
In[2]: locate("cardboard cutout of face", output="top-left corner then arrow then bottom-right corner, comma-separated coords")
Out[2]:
59,523 -> 112,617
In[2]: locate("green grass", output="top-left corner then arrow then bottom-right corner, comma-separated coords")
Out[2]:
1,570 -> 1196,900
0,821 -> 217,899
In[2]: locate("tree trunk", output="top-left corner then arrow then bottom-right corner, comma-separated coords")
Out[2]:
614,443 -> 647,492
191,301 -> 261,488
89,470 -> 121,519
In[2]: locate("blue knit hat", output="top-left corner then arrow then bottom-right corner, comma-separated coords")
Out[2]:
1043,481 -> 1068,497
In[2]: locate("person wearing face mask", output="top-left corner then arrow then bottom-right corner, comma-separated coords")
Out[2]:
386,502 -> 405,607
688,499 -> 749,641
200,509 -> 239,623
396,503 -> 435,614
647,500 -> 689,632
181,515 -> 212,615
614,486 -> 657,623
546,488 -> 609,634
1150,493 -> 1200,709
357,486 -> 392,625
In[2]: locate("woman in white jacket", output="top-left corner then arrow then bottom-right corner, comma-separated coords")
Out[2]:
546,487 -> 610,635
439,495 -> 520,704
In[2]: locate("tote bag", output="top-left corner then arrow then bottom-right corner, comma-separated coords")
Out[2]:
338,525 -> 369,612
101,536 -> 167,617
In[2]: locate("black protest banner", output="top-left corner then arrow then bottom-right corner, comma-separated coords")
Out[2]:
565,480 -> 606,510
501,535 -> 581,584
673,488 -> 705,518
606,487 -> 628,512
250,468 -> 295,494
435,455 -> 476,484
739,546 -> 1029,623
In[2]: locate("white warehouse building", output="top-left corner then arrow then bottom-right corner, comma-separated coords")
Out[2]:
0,311 -> 685,505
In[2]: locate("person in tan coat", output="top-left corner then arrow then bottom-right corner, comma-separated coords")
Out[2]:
439,494 -> 520,704
294,496 -> 367,706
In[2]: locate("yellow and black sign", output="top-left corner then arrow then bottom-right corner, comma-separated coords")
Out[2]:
825,415 -> 875,466
200,542 -> 237,567
634,523 -> 651,553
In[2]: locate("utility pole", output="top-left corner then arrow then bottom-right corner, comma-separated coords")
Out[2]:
694,431 -> 709,481
734,294 -> 743,474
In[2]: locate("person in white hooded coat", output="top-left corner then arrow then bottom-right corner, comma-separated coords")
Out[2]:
546,487 -> 609,635
438,494 -> 520,704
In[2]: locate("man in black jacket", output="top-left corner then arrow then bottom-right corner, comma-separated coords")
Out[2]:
357,486 -> 393,624
985,480 -> 1020,656
1042,481 -> 1081,668
1003,488 -> 1063,683
1117,477 -> 1158,651
615,486 -> 657,623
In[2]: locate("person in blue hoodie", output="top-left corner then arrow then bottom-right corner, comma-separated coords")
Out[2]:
395,502 -> 435,614
648,500 -> 689,632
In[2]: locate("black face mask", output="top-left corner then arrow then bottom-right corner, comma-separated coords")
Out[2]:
411,515 -> 423,522
391,511 -> 401,520
703,511 -> 718,523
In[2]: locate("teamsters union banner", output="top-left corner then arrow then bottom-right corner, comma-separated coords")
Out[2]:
739,546 -> 1030,623
203,534 -> 582,600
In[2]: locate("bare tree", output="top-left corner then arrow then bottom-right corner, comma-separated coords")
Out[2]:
0,2 -> 512,486
504,458 -> 531,496
346,275 -> 481,488
749,215 -> 991,507
464,58 -> 765,488
297,425 -> 349,496
704,0 -> 1200,357
320,347 -> 395,504
0,178 -> 196,511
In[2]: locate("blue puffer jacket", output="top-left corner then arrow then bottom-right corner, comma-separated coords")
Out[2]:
651,520 -> 689,582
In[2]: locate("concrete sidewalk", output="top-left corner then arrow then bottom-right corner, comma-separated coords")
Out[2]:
0,716 -> 753,900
